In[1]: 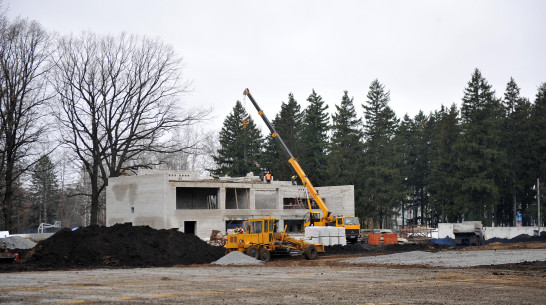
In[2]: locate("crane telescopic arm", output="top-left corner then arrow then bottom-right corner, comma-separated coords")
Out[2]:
243,88 -> 333,222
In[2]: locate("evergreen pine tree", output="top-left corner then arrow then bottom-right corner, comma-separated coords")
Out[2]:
261,93 -> 304,181
532,83 -> 546,226
212,101 -> 263,177
502,78 -> 533,226
396,111 -> 431,225
394,114 -> 415,226
300,90 -> 330,187
30,155 -> 61,225
327,91 -> 365,217
457,68 -> 504,224
427,104 -> 461,223
362,80 -> 400,228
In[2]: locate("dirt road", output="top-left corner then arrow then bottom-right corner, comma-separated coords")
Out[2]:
1,257 -> 545,304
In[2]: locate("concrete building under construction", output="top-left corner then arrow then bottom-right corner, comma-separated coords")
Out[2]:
106,170 -> 355,240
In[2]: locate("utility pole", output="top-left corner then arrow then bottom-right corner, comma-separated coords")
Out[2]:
538,178 -> 541,234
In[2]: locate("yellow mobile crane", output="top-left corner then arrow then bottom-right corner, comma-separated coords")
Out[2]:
243,88 -> 361,243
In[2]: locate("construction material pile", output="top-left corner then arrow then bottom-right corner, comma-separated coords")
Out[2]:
342,249 -> 546,267
485,233 -> 546,244
26,223 -> 225,268
211,251 -> 264,266
325,242 -> 447,255
1,236 -> 36,250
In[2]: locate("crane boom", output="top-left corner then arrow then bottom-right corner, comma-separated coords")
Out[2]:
243,88 -> 333,223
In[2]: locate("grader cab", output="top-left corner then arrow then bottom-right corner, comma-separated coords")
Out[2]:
225,217 -> 324,262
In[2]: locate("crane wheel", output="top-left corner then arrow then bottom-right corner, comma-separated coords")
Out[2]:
245,246 -> 259,259
304,244 -> 318,260
259,248 -> 271,262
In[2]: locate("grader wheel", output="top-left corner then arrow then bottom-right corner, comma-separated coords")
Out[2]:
245,246 -> 259,259
304,244 -> 318,260
259,248 -> 271,262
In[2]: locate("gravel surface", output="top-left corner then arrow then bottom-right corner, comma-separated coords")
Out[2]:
1,263 -> 545,304
0,236 -> 36,250
342,249 -> 546,267
211,251 -> 264,265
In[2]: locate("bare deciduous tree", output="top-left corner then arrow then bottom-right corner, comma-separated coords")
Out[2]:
51,32 -> 207,225
156,126 -> 219,174
0,16 -> 51,232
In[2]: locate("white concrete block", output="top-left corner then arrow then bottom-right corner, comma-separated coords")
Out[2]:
318,227 -> 329,237
309,237 -> 320,244
305,226 -> 320,238
319,236 -> 330,246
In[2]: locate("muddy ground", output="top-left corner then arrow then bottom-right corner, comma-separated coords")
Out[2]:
1,226 -> 545,304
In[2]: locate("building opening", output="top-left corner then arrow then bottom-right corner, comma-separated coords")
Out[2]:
184,221 -> 196,234
225,188 -> 250,209
284,219 -> 304,233
283,197 -> 319,210
176,187 -> 218,209
225,220 -> 244,234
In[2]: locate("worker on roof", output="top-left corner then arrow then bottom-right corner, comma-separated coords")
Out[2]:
291,175 -> 297,185
265,171 -> 272,183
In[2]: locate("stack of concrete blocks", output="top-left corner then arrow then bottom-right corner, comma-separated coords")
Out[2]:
305,226 -> 320,244
329,227 -> 347,246
304,226 -> 346,246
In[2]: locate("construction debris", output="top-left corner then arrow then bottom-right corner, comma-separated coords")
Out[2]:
1,236 -> 36,250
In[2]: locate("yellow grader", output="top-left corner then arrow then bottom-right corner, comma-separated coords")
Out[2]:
225,217 -> 325,262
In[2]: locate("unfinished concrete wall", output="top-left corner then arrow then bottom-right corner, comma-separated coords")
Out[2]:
438,223 -> 543,239
255,189 -> 277,209
315,185 -> 355,218
107,174 -> 168,228
107,172 -> 356,240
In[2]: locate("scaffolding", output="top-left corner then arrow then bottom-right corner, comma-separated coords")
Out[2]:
397,225 -> 434,244
38,221 -> 61,234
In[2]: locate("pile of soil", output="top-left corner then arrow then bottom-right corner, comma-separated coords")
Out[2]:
485,233 -> 546,244
325,242 -> 449,255
24,223 -> 225,269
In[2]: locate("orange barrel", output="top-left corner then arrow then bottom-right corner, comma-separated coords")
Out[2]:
367,233 -> 381,245
383,233 -> 398,245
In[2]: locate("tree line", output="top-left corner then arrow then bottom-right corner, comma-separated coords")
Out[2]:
213,70 -> 546,228
0,14 -> 208,232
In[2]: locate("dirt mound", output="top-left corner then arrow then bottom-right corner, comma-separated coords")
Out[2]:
486,234 -> 546,244
25,223 -> 225,268
325,242 -> 448,255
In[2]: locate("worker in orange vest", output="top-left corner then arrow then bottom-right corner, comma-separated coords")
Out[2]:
265,171 -> 272,183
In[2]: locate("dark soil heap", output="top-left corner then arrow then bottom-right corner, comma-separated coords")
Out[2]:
485,233 -> 546,244
325,242 -> 449,255
26,223 -> 225,268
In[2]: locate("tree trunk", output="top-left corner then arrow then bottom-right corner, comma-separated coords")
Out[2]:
2,162 -> 14,232
512,172 -> 517,227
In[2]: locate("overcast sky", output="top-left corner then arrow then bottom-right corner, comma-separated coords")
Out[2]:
6,0 -> 546,131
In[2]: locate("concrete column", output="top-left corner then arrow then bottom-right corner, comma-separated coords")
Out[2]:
218,187 -> 226,210
277,187 -> 283,210
249,187 -> 256,210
